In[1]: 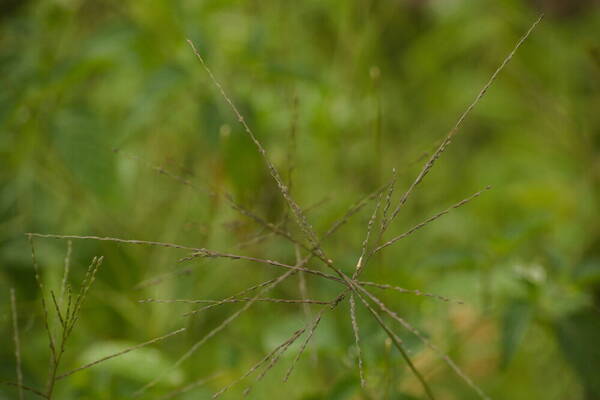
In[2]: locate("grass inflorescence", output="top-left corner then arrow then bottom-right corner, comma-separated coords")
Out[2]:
3,14 -> 543,400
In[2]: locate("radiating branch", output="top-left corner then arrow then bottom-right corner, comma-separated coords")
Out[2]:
56,328 -> 186,380
380,14 -> 543,236
355,284 -> 490,400
374,186 -> 491,254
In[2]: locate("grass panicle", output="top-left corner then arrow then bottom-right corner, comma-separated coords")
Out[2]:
9,240 -> 185,399
11,14 -> 543,400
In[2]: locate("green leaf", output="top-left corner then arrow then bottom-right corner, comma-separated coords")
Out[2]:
326,376 -> 358,400
573,258 -> 600,287
555,308 -> 600,396
500,299 -> 532,369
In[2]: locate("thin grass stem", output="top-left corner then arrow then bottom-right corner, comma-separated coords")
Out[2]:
56,328 -> 186,380
1,381 -> 48,399
359,281 -> 464,304
10,289 -> 24,400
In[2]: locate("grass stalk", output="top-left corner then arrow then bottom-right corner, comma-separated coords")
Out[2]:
10,289 -> 24,400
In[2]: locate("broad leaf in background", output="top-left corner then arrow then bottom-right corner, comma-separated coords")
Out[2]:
556,308 -> 600,397
79,341 -> 185,386
500,299 -> 533,369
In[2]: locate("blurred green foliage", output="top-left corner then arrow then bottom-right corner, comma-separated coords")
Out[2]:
1,0 -> 600,399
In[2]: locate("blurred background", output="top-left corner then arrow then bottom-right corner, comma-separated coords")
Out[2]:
1,0 -> 600,399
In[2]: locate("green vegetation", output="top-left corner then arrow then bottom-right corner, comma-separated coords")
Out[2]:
1,1 -> 599,399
